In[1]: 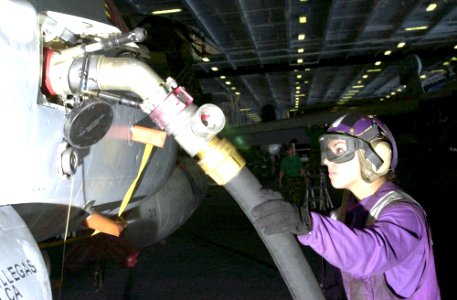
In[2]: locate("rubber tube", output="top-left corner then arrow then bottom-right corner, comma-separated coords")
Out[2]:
224,167 -> 325,300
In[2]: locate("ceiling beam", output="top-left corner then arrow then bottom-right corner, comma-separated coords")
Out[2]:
195,44 -> 457,78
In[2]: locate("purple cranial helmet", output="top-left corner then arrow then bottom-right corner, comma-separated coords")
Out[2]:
320,113 -> 398,173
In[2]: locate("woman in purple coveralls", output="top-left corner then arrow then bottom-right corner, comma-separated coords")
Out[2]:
252,113 -> 441,299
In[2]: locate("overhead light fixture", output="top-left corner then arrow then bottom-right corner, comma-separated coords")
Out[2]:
220,75 -> 226,79
297,48 -> 304,53
298,34 -> 305,40
375,61 -> 382,66
384,50 -> 392,55
211,66 -> 219,71
235,92 -> 240,95
239,108 -> 251,112
297,58 -> 303,63
299,16 -> 307,23
231,87 -> 236,90
202,57 -> 210,62
420,74 -> 427,79
454,44 -> 457,49
397,42 -> 406,48
152,8 -> 182,15
296,75 -> 302,79
426,3 -> 437,12
225,81 -> 231,85
362,74 -> 368,79
352,85 -> 364,89
367,68 -> 382,72
405,26 -> 428,31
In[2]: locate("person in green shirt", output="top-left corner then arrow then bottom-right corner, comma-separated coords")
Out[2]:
279,143 -> 306,206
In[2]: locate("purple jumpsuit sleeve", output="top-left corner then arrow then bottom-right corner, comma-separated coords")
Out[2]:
298,203 -> 424,278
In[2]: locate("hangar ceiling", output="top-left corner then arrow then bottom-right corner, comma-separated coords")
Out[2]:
112,0 -> 457,128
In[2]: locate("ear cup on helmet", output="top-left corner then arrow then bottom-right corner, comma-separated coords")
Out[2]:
357,140 -> 392,183
371,140 -> 392,175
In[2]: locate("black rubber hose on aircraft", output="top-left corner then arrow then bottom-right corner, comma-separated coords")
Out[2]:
223,167 -> 325,300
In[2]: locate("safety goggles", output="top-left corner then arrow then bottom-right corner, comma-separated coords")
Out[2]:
319,134 -> 365,164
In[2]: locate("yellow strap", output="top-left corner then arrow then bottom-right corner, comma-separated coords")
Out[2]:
118,143 -> 154,216
91,144 -> 153,236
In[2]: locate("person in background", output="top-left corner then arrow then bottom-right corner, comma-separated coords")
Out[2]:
278,143 -> 306,207
252,113 -> 441,299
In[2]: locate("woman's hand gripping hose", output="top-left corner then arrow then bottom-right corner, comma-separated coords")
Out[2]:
252,198 -> 312,235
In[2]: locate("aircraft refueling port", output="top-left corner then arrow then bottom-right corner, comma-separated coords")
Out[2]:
63,99 -> 113,148
56,141 -> 79,178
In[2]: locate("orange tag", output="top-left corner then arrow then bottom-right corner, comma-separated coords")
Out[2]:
130,125 -> 166,148
83,212 -> 126,237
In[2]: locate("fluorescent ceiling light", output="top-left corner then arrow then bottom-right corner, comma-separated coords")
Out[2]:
397,42 -> 406,48
225,81 -> 231,85
298,34 -> 305,40
384,50 -> 392,55
152,8 -> 182,15
426,3 -> 437,12
297,58 -> 303,63
299,16 -> 307,23
352,85 -> 364,89
202,57 -> 210,62
367,69 -> 382,72
375,61 -> 382,66
211,66 -> 219,71
297,48 -> 304,53
405,26 -> 428,31
220,75 -> 226,79
239,108 -> 251,112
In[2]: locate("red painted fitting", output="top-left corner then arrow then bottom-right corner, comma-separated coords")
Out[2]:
149,86 -> 193,129
41,47 -> 56,96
